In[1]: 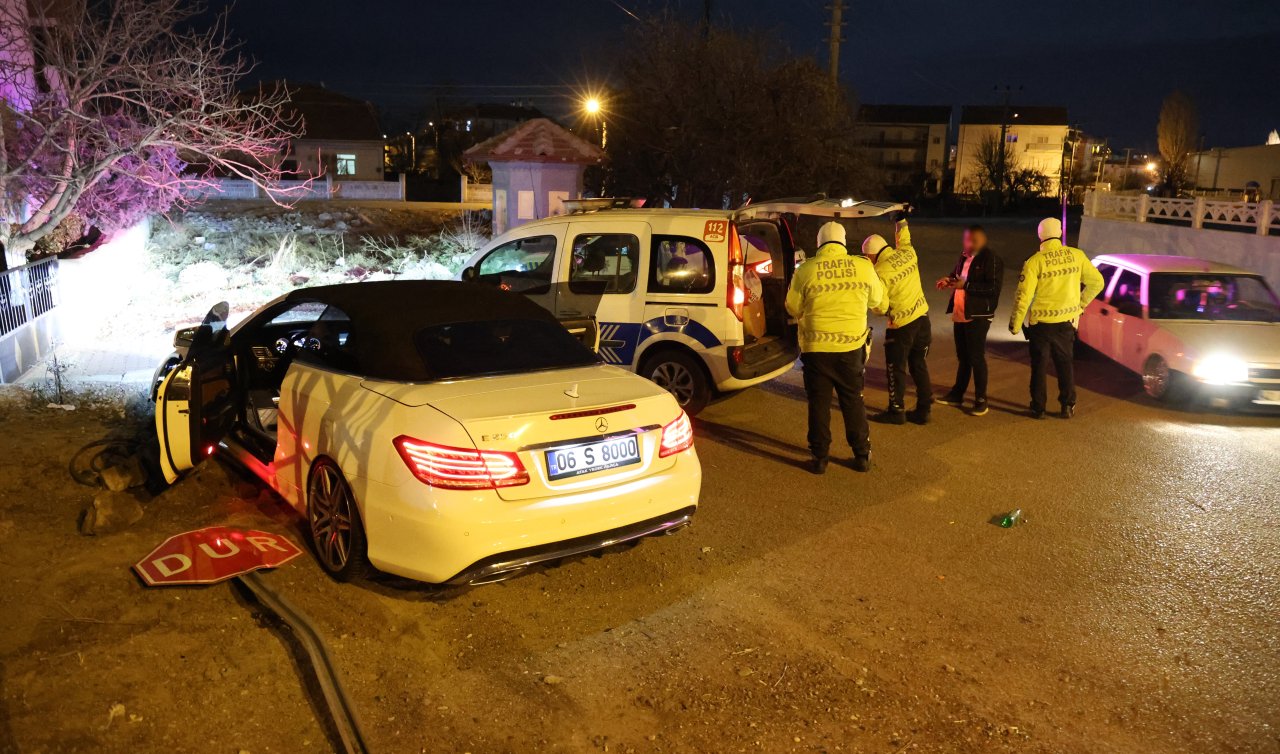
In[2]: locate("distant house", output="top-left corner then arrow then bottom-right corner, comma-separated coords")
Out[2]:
854,104 -> 951,196
954,105 -> 1069,196
257,82 -> 385,182
440,103 -> 546,137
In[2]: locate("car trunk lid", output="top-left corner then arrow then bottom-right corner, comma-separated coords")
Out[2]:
363,365 -> 681,501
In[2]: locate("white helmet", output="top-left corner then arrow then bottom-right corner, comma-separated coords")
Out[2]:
861,234 -> 889,258
1037,217 -> 1062,242
817,221 -> 846,247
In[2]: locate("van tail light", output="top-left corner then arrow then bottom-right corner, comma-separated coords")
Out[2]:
659,411 -> 694,457
727,227 -> 745,321
393,436 -> 529,489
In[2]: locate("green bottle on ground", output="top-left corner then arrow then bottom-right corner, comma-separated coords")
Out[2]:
1000,509 -> 1023,528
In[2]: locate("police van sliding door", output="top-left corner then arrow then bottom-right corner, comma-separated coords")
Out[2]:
557,222 -> 649,367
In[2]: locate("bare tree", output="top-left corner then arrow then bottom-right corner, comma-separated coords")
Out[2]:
608,15 -> 874,208
971,131 -> 1019,197
0,0 -> 300,264
1157,91 -> 1197,194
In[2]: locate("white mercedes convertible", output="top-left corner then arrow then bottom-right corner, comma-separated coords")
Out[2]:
153,281 -> 700,584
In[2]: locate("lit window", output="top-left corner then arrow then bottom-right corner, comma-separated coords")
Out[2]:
335,154 -> 356,176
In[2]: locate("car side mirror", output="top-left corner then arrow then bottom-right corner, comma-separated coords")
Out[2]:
461,265 -> 478,283
174,325 -> 201,349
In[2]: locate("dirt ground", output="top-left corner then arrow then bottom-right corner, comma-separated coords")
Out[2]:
2,218 -> 1278,753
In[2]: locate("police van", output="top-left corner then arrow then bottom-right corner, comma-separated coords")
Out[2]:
459,198 -> 903,414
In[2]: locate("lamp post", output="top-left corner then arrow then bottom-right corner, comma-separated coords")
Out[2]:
584,97 -> 606,149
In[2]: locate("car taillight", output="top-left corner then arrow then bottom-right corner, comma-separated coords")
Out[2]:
659,411 -> 694,457
393,436 -> 529,489
727,228 -> 745,321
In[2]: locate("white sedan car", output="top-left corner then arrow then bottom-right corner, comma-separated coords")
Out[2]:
153,281 -> 700,584
1079,254 -> 1280,407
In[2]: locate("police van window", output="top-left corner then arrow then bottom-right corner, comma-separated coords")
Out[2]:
476,236 -> 558,295
650,235 -> 715,294
568,233 -> 639,294
1109,270 -> 1144,314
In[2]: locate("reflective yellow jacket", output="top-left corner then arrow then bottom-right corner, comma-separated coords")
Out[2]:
1009,239 -> 1106,333
786,242 -> 885,353
871,220 -> 929,328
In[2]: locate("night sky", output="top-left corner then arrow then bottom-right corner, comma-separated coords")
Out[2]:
209,0 -> 1279,151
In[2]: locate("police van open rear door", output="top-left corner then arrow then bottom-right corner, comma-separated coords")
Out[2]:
155,302 -> 238,483
728,197 -> 904,380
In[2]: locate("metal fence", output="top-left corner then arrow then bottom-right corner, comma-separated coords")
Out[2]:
0,256 -> 59,339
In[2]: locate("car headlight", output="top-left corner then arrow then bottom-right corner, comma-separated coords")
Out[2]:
1191,354 -> 1249,385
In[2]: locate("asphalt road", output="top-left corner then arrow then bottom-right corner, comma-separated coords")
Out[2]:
2,218 -> 1278,753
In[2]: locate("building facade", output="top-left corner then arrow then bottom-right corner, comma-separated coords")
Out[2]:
954,105 -> 1069,196
854,105 -> 951,196
1189,144 -> 1280,199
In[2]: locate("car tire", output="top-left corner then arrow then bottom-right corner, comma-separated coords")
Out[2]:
1142,354 -> 1189,404
307,459 -> 372,581
641,350 -> 711,416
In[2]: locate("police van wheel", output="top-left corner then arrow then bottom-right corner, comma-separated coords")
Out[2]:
642,351 -> 711,416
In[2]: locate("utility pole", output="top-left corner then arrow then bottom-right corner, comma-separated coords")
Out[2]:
994,85 -> 1019,212
826,1 -> 845,83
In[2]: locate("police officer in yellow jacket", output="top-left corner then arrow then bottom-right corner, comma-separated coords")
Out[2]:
862,211 -> 934,424
786,221 -> 886,473
1009,217 -> 1106,418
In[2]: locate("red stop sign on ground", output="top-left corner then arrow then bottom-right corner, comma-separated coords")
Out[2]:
134,527 -> 303,586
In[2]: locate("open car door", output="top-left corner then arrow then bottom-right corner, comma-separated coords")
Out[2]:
155,302 -> 237,483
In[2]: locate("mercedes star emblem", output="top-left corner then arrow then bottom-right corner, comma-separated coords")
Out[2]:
595,417 -> 609,433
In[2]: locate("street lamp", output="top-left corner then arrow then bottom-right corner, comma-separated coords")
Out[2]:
583,96 -> 606,149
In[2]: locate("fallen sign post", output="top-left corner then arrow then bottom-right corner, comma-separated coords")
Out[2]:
134,527 -> 370,754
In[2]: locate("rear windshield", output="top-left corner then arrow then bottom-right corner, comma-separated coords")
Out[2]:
1148,273 -> 1280,323
414,318 -> 599,380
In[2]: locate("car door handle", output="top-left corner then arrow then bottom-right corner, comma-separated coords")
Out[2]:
1099,307 -> 1109,316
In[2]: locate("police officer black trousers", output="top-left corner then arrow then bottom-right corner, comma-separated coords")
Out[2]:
883,316 -> 933,413
801,349 -> 870,460
1027,321 -> 1076,413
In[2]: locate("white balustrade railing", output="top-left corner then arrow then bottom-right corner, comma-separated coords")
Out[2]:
1086,189 -> 1276,236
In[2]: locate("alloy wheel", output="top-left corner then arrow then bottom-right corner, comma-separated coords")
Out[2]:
309,464 -> 354,572
651,361 -> 696,405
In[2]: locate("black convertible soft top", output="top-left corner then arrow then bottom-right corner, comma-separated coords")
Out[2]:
282,280 -> 574,382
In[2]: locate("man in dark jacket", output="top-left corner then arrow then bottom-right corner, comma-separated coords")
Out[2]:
935,225 -> 1003,415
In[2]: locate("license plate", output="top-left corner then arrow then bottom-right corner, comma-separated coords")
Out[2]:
545,435 -> 642,481
1257,389 -> 1280,405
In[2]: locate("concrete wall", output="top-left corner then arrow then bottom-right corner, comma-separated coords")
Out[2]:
1080,216 -> 1280,287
